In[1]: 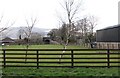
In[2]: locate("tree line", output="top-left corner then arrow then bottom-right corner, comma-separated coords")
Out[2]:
48,16 -> 97,47
48,0 -> 97,49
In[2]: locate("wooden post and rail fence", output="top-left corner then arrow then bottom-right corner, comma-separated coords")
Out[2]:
0,49 -> 120,68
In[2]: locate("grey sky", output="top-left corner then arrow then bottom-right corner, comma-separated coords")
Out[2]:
0,0 -> 119,30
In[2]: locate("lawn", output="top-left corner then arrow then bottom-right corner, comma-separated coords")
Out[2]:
1,44 -> 120,77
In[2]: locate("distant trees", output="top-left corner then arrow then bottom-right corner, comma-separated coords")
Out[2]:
30,32 -> 43,44
48,15 -> 97,48
76,16 -> 97,47
58,23 -> 76,45
87,16 -> 97,47
17,30 -> 43,45
57,0 -> 83,49
47,29 -> 59,41
53,0 -> 97,48
16,15 -> 51,46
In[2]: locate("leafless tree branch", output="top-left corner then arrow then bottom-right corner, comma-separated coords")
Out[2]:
0,15 -> 15,34
24,16 -> 38,62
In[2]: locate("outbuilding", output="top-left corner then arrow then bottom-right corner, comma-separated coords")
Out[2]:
96,24 -> 120,49
1,37 -> 15,45
43,37 -> 51,44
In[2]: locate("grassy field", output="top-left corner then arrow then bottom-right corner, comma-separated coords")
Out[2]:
3,67 -> 119,76
1,44 -> 120,77
2,44 -> 86,49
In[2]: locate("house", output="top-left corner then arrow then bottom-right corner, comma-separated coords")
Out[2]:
1,37 -> 15,45
96,24 -> 120,49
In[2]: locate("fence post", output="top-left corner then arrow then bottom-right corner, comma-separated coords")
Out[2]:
71,50 -> 74,68
37,50 -> 39,69
3,50 -> 6,68
107,49 -> 110,68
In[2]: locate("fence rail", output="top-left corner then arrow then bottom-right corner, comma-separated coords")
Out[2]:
0,49 -> 120,68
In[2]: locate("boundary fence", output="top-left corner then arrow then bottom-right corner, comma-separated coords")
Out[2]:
0,49 -> 120,68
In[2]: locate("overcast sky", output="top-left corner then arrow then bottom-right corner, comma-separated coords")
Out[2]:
0,0 -> 119,30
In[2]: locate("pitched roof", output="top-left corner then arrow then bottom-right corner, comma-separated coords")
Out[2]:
2,37 -> 14,43
97,24 -> 120,31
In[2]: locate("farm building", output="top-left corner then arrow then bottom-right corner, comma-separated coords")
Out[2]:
43,37 -> 51,44
0,37 -> 15,45
96,24 -> 120,49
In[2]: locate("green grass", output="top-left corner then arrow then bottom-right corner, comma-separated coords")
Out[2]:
2,44 -> 86,49
2,67 -> 119,76
1,44 -> 120,76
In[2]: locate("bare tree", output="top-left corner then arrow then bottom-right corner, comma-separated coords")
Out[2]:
0,15 -> 15,34
87,16 -> 97,48
23,17 -> 38,62
76,16 -> 97,47
76,17 -> 89,46
58,0 -> 83,62
0,15 -> 15,41
87,16 -> 97,35
30,32 -> 43,44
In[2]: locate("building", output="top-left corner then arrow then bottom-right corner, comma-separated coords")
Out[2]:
1,37 -> 15,45
96,24 -> 120,49
43,37 -> 51,44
